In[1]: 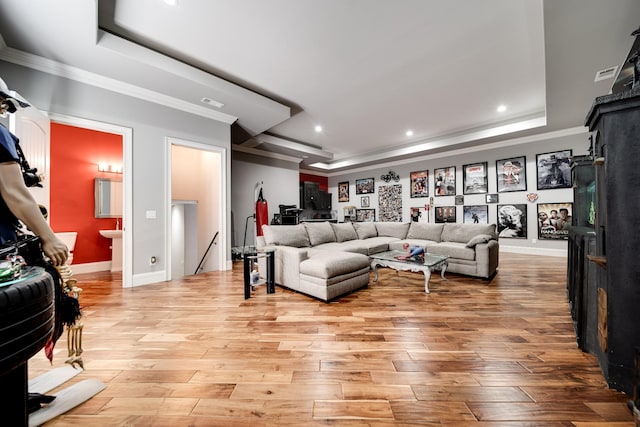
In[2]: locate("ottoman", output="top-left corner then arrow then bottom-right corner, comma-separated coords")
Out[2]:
298,252 -> 371,301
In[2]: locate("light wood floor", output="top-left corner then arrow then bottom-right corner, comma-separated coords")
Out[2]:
28,253 -> 635,426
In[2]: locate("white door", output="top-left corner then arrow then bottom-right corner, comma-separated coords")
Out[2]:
10,101 -> 51,212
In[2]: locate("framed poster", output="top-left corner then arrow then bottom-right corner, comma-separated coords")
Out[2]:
356,208 -> 376,222
434,166 -> 456,196
463,205 -> 488,224
536,150 -> 572,190
435,206 -> 456,223
538,202 -> 572,239
338,181 -> 349,202
496,156 -> 526,192
410,207 -> 423,222
463,162 -> 488,194
486,193 -> 499,204
497,204 -> 527,238
455,195 -> 464,205
361,196 -> 370,208
410,170 -> 429,198
355,177 -> 375,194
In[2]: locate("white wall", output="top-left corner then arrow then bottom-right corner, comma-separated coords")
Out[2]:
231,151 -> 300,248
327,129 -> 589,256
0,61 -> 231,283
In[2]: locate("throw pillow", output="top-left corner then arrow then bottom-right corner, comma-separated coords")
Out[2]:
304,222 -> 336,246
262,224 -> 310,247
465,234 -> 493,248
353,222 -> 377,239
331,223 -> 358,242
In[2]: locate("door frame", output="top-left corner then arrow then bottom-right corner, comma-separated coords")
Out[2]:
47,113 -> 133,287
165,136 -> 227,280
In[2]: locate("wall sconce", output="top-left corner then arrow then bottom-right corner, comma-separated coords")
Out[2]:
98,163 -> 123,174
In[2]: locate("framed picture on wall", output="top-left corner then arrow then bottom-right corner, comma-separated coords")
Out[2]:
355,177 -> 375,194
497,204 -> 527,238
536,149 -> 572,190
410,207 -> 424,222
463,162 -> 488,194
410,170 -> 429,198
361,196 -> 370,208
338,181 -> 349,202
434,206 -> 456,223
496,156 -> 527,192
356,208 -> 376,222
463,205 -> 488,224
486,193 -> 499,203
434,166 -> 456,196
538,202 -> 572,240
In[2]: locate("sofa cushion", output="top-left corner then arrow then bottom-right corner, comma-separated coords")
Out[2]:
353,222 -> 377,239
361,236 -> 398,255
465,234 -> 493,248
407,223 -> 444,242
311,241 -> 369,255
375,222 -> 410,239
441,223 -> 497,244
428,242 -> 476,261
262,224 -> 310,248
300,252 -> 370,279
304,221 -> 336,246
331,223 -> 358,242
389,239 -> 436,251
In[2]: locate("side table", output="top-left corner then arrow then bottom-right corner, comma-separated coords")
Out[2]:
243,249 -> 275,299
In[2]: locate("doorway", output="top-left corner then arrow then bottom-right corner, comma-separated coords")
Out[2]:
166,137 -> 226,279
48,113 -> 132,287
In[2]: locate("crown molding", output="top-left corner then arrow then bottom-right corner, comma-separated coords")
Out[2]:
310,115 -> 549,172
0,45 -> 238,124
320,125 -> 587,177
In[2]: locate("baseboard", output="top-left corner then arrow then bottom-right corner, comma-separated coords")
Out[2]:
500,245 -> 567,257
67,261 -> 111,275
130,270 -> 167,288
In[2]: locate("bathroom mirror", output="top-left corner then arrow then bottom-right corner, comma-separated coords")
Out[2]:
95,178 -> 123,218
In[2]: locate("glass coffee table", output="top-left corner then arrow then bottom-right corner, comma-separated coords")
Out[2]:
370,250 -> 449,293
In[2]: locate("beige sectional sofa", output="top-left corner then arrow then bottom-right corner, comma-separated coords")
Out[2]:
257,221 -> 499,301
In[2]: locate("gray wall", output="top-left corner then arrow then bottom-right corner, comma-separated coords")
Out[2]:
231,151 -> 299,248
327,130 -> 588,255
1,61 -> 231,279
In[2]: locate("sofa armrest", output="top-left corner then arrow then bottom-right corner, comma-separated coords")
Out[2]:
258,245 -> 309,291
475,239 -> 499,278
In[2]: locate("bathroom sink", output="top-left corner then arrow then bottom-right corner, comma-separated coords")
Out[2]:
99,230 -> 122,239
99,230 -> 123,272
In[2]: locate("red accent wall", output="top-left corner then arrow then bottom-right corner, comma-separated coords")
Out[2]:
299,173 -> 328,192
50,123 -> 122,264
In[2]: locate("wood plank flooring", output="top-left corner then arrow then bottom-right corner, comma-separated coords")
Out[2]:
27,253 -> 635,426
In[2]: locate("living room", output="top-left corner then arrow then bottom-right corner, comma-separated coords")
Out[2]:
1,0 -> 640,424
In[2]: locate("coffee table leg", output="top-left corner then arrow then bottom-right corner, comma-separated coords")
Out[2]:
371,261 -> 379,282
423,269 -> 432,293
440,261 -> 448,281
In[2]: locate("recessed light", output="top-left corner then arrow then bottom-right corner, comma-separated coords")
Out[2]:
405,130 -> 414,137
163,0 -> 178,5
314,125 -> 323,133
497,105 -> 507,113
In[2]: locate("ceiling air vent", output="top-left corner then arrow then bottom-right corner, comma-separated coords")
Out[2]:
201,97 -> 224,108
594,66 -> 618,82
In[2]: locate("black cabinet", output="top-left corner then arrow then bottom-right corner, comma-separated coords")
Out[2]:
584,85 -> 640,394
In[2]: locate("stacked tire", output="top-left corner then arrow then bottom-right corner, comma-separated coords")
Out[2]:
0,267 -> 55,375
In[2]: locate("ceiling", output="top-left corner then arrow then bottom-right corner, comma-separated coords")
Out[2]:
0,0 -> 638,174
